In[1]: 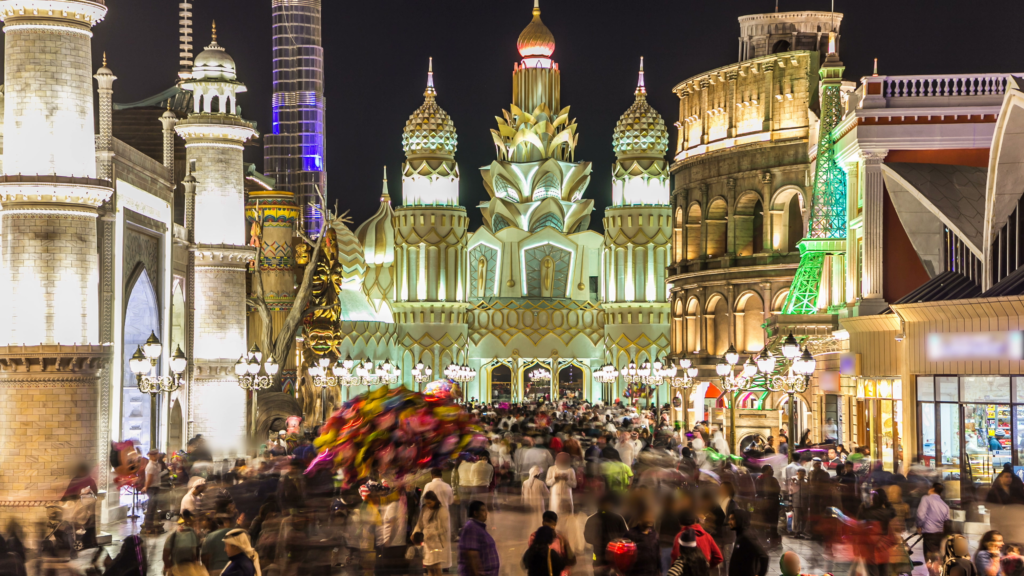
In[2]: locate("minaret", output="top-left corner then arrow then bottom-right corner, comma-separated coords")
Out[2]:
602,57 -> 672,398
264,0 -> 326,235
178,0 -> 194,80
0,0 -> 112,521
175,23 -> 257,455
396,60 -> 468,385
94,53 -> 116,181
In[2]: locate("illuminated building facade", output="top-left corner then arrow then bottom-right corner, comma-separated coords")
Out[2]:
665,11 -> 842,449
264,0 -> 326,235
316,2 -> 671,408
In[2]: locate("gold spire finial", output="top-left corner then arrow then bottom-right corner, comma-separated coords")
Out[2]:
635,56 -> 647,97
381,166 -> 391,202
212,20 -> 217,43
102,52 -> 107,67
424,57 -> 437,98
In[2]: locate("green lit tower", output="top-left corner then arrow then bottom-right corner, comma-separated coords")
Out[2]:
782,34 -> 846,315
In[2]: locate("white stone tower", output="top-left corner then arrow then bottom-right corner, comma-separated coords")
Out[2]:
396,60 -> 469,383
0,0 -> 112,522
175,23 -> 256,455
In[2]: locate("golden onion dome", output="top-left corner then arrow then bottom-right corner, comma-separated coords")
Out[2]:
517,1 -> 555,59
355,168 -> 396,266
613,58 -> 669,157
402,58 -> 457,158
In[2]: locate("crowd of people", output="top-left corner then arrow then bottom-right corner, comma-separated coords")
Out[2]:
12,399 -> 1024,576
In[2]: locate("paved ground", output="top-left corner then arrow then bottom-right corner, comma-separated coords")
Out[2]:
79,507 -> 942,576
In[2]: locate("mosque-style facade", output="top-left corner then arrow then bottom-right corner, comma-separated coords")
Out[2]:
313,2 -> 672,411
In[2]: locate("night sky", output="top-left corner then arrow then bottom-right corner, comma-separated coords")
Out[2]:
56,0 -> 1024,231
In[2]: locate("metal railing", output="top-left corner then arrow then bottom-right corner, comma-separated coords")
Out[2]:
884,73 -> 1015,98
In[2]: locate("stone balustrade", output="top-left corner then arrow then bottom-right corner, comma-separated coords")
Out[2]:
883,73 -> 1016,99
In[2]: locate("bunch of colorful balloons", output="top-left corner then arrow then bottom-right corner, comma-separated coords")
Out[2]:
306,385 -> 486,486
423,379 -> 454,398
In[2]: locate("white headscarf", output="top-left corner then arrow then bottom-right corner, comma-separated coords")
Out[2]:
223,528 -> 261,576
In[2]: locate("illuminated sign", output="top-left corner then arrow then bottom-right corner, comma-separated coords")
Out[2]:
926,331 -> 1024,362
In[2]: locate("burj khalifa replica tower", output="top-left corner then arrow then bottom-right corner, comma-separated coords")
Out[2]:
265,0 -> 326,234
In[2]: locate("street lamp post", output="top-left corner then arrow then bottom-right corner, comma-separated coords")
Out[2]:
716,344 -> 756,451
756,333 -> 817,462
594,364 -> 618,405
129,332 -> 187,452
664,357 -> 699,431
234,344 -> 280,441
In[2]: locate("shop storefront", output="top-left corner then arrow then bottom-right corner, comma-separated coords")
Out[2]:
855,377 -> 904,472
917,375 -> 1022,498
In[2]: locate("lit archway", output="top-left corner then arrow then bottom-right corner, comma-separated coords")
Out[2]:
122,268 -> 159,453
686,203 -> 703,260
706,198 -> 728,257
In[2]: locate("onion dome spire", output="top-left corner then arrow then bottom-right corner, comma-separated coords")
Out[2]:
613,57 -> 668,157
517,0 -> 555,59
402,57 -> 457,159
356,166 -> 396,265
636,56 -> 646,96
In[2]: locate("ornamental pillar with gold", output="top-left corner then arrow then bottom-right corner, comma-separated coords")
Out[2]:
602,58 -> 672,400
246,190 -> 299,388
394,59 -> 468,388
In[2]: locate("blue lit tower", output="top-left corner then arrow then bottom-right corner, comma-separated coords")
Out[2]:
265,0 -> 326,235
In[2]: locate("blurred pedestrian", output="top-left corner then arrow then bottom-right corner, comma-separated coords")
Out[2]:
414,492 -> 451,575
975,531 -> 1004,576
458,502 -> 498,576
668,528 -> 710,576
624,506 -> 660,576
222,529 -> 261,576
521,525 -> 567,576
584,494 -> 628,576
0,535 -> 26,576
942,535 -> 978,576
522,466 -> 549,530
727,510 -> 768,576
163,510 -> 203,576
105,534 -> 145,576
546,453 -> 579,552
754,465 -> 781,547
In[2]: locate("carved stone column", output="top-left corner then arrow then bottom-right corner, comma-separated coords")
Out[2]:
699,79 -> 710,145
726,178 -> 737,256
726,71 -> 739,138
760,171 -> 774,252
699,183 -> 709,258
860,149 -> 888,313
762,61 -> 776,133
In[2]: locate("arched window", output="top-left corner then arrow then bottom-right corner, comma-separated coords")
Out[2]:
686,204 -> 702,260
706,199 -> 728,258
735,193 -> 765,257
706,294 -> 729,356
735,291 -> 765,353
673,207 -> 684,263
772,40 -> 791,54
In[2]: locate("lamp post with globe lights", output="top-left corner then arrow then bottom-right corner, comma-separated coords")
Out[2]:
664,357 -> 699,430
129,332 -> 187,451
716,344 -> 757,450
755,333 -> 817,462
233,344 -> 280,440
594,364 -> 618,402
411,362 -> 433,384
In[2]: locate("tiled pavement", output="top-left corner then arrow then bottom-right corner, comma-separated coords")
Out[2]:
71,507 -> 955,576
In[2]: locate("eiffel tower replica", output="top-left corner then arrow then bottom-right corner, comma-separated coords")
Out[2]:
768,34 -> 846,342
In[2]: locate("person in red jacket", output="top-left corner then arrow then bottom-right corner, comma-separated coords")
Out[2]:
672,511 -> 723,568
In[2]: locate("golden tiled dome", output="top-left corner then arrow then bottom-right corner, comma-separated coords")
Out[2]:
402,59 -> 457,158
613,59 -> 669,157
517,2 -> 555,59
